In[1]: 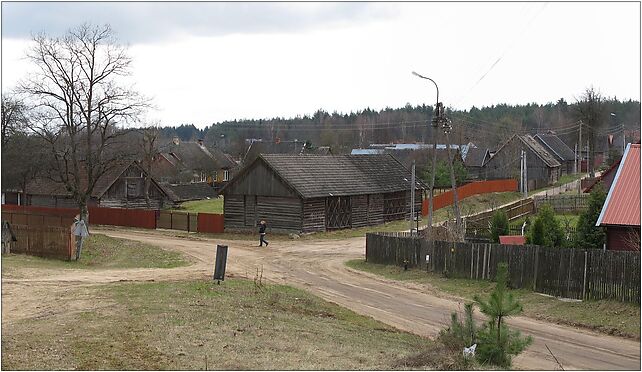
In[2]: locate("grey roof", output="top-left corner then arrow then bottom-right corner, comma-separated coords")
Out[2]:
519,135 -> 561,168
230,154 -> 427,199
534,134 -> 576,162
159,141 -> 235,171
464,147 -> 490,167
159,182 -> 218,202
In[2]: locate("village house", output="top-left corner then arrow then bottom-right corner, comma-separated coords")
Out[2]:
596,143 -> 641,251
154,137 -> 237,191
13,160 -> 178,209
534,133 -> 576,175
463,147 -> 491,180
221,154 -> 426,233
482,134 -> 561,190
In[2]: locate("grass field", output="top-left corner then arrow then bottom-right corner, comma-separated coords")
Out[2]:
1,234 -> 189,277
346,260 -> 640,339
0,278 -> 468,370
172,198 -> 224,214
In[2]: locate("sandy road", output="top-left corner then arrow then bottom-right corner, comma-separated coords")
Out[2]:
3,227 -> 640,370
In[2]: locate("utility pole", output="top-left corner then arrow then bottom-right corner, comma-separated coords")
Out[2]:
524,151 -> 528,196
520,150 -> 524,194
574,143 -> 578,174
578,120 -> 582,173
443,118 -> 462,231
412,71 -> 441,237
410,160 -> 416,235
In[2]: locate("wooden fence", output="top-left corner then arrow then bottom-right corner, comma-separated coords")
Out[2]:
422,179 -> 518,215
366,233 -> 641,303
10,224 -> 75,260
534,194 -> 589,213
465,198 -> 535,230
2,205 -> 225,233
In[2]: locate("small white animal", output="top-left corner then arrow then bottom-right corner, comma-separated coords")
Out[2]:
463,343 -> 477,358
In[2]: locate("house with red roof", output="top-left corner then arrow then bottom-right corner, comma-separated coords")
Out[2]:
596,143 -> 641,251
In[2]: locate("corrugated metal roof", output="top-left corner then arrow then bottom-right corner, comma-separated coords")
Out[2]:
597,143 -> 641,227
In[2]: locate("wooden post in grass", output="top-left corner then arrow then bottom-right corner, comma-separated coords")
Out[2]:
583,250 -> 588,300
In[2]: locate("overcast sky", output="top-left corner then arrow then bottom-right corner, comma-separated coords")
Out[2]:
2,2 -> 640,128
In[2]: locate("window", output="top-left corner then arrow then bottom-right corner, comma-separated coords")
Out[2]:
224,170 -> 230,181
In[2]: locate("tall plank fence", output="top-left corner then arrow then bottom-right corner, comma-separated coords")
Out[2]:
366,233 -> 641,303
422,179 -> 518,215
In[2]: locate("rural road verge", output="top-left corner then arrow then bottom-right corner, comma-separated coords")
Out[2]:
4,227 -> 639,370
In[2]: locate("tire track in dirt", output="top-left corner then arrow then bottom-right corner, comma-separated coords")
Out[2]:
3,228 -> 640,370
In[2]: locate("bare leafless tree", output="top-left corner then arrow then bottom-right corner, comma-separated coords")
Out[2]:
138,124 -> 160,208
20,23 -> 149,222
575,87 -> 604,177
1,94 -> 28,146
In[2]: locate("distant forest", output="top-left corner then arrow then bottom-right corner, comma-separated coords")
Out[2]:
158,97 -> 640,159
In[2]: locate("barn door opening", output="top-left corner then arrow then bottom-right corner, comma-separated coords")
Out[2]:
383,191 -> 406,222
326,196 -> 351,230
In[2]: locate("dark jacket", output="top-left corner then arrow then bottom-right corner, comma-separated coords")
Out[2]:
259,223 -> 266,234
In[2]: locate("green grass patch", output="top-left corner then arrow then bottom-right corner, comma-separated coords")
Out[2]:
2,234 -> 189,274
346,259 -> 640,339
1,279 -> 453,370
171,197 -> 224,214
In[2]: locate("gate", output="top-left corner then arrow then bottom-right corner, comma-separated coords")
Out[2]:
326,196 -> 351,229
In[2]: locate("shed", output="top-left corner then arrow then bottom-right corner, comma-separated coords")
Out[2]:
221,154 -> 426,233
464,147 -> 491,180
23,161 -> 176,209
482,134 -> 561,190
534,133 -> 576,175
596,143 -> 641,251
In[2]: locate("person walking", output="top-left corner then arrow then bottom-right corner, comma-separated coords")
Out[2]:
258,220 -> 269,247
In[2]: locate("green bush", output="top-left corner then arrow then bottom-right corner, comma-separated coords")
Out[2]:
490,210 -> 509,243
575,185 -> 607,249
526,204 -> 565,247
473,263 -> 532,368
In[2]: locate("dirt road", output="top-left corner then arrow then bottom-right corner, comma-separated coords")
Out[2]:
3,227 -> 639,370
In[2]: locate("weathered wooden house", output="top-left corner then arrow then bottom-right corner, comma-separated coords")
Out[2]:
154,138 -> 237,190
463,147 -> 491,180
20,161 -> 177,209
221,154 -> 426,233
482,134 -> 561,190
534,133 -> 576,175
596,143 -> 641,251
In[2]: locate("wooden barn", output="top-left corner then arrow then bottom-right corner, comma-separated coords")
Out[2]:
482,134 -> 561,190
221,154 -> 426,233
534,133 -> 576,175
21,161 -> 177,209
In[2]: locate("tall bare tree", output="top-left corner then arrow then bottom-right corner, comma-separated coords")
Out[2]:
138,125 -> 160,208
1,94 -> 28,146
575,87 -> 604,177
20,23 -> 148,221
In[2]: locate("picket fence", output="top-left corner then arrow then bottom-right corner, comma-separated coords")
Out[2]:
365,233 -> 640,303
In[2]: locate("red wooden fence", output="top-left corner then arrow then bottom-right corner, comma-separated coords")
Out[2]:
422,179 -> 518,216
88,207 -> 157,229
197,213 -> 225,233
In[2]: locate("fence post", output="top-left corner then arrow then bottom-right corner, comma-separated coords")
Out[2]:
533,246 -> 539,291
583,250 -> 588,300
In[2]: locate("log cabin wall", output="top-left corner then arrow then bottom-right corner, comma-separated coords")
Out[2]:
302,198 -> 326,233
350,195 -> 369,228
367,194 -> 384,226
224,194 -> 245,230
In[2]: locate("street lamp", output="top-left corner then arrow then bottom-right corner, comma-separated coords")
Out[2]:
610,112 -> 625,155
413,71 -> 442,236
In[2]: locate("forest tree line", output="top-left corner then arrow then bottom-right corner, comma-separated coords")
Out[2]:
160,97 -> 640,160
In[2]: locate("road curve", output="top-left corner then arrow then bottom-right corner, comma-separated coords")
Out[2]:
8,227 -> 640,370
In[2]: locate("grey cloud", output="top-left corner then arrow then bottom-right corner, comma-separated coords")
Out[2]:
2,2 -> 397,43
